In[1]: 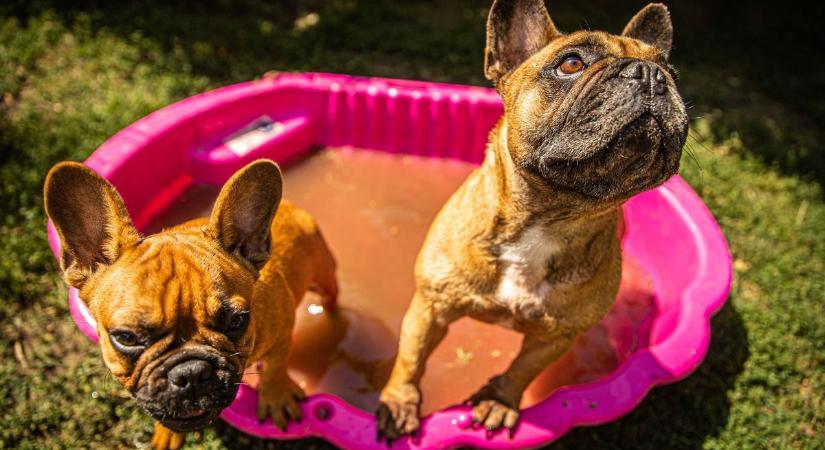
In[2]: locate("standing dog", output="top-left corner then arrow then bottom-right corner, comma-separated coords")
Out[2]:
377,0 -> 688,439
44,160 -> 338,449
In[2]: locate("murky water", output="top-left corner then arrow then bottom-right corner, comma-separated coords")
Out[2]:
147,148 -> 655,415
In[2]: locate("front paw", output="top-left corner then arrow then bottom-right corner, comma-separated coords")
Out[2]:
152,422 -> 186,450
257,376 -> 306,431
376,383 -> 422,441
468,377 -> 521,433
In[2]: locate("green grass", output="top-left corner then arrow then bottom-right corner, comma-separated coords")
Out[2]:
0,1 -> 822,448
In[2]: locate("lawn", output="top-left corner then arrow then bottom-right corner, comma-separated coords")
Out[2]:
0,1 -> 822,449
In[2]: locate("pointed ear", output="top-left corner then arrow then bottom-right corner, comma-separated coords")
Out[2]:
44,162 -> 141,290
208,160 -> 282,271
485,0 -> 562,82
622,3 -> 673,59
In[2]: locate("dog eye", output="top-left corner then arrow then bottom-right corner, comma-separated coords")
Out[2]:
225,311 -> 250,339
109,330 -> 147,355
556,55 -> 586,76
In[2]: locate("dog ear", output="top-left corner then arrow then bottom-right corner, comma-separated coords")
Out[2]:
44,162 -> 141,290
485,0 -> 562,82
622,3 -> 673,59
209,160 -> 282,271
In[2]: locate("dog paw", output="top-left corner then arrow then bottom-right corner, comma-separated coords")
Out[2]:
376,383 -> 422,442
471,398 -> 520,433
256,376 -> 306,431
468,378 -> 521,433
152,422 -> 186,450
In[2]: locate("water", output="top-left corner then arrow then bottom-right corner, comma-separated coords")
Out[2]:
147,148 -> 655,415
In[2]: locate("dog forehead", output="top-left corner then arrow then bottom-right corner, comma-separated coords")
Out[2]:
529,31 -> 661,67
602,34 -> 661,60
95,234 -> 250,324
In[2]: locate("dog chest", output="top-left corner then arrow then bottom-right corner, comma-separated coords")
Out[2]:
495,225 -> 561,319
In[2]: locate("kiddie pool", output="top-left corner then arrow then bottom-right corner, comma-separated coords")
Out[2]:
47,72 -> 731,449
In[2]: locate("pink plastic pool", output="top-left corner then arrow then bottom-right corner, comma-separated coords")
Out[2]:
47,72 -> 731,449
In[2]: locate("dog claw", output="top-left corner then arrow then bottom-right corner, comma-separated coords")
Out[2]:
376,383 -> 422,444
375,401 -> 418,444
375,402 -> 398,444
504,409 -> 519,435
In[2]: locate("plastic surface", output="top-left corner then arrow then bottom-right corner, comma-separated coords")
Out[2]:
47,73 -> 732,449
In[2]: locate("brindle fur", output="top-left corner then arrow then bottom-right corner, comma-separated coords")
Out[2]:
44,160 -> 338,449
377,0 -> 687,439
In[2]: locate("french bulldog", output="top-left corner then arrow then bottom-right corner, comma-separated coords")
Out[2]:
377,0 -> 687,439
44,160 -> 338,449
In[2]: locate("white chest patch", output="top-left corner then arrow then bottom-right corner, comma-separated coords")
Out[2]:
496,225 -> 561,314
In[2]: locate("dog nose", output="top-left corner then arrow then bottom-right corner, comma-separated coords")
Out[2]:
168,359 -> 214,390
620,61 -> 666,96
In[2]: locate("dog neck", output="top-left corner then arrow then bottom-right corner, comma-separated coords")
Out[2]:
469,118 -> 620,307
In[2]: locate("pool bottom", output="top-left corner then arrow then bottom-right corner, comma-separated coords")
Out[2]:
146,147 -> 655,416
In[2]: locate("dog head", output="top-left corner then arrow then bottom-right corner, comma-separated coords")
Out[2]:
44,160 -> 282,432
486,0 -> 688,202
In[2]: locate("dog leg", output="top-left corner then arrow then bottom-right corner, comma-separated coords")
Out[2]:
468,334 -> 574,433
151,422 -> 186,450
256,357 -> 306,431
313,253 -> 339,311
308,234 -> 339,311
377,292 -> 453,439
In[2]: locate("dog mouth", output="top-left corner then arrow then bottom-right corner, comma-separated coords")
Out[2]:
606,112 -> 665,157
534,112 -> 681,199
177,408 -> 208,419
544,112 -> 664,168
131,347 -> 245,432
160,408 -> 219,432
137,381 -> 240,432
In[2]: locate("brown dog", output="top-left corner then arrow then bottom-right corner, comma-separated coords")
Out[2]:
44,160 -> 338,449
377,0 -> 688,439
